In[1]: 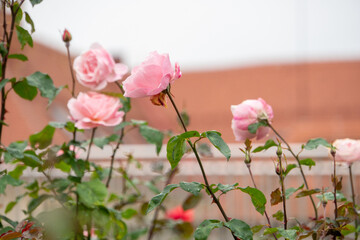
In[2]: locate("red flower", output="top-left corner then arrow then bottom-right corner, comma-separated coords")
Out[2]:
165,206 -> 194,223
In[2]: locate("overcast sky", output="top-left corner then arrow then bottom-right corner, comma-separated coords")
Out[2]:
24,0 -> 360,71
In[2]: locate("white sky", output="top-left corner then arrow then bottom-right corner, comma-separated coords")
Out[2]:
24,0 -> 360,71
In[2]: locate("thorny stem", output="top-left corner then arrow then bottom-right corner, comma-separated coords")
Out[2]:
331,151 -> 338,220
267,121 -> 318,220
166,90 -> 237,240
85,128 -> 97,162
349,164 -> 359,240
246,164 -> 278,240
277,154 -> 288,229
147,168 -> 178,240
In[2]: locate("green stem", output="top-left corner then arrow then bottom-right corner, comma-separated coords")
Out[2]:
85,128 -> 97,162
349,164 -> 359,240
166,90 -> 237,240
267,121 -> 318,220
278,154 -> 288,229
331,152 -> 338,220
65,42 -> 76,98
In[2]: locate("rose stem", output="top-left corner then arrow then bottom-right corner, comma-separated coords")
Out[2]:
85,128 -> 97,162
246,163 -> 278,240
106,83 -> 127,188
277,153 -> 288,229
147,168 -> 178,240
349,164 -> 359,240
166,90 -> 237,240
266,121 -> 318,220
330,150 -> 338,221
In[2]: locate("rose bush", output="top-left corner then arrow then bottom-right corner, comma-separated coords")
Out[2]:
333,138 -> 360,165
231,98 -> 273,141
73,43 -> 128,90
123,51 -> 181,98
67,91 -> 124,129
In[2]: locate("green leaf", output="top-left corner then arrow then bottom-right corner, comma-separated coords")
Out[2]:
251,225 -> 264,234
121,208 -> 137,219
180,130 -> 200,139
316,192 -> 347,202
30,0 -> 43,6
194,219 -> 223,240
204,131 -> 231,161
299,158 -> 315,169
0,215 -> 18,228
8,54 -> 28,61
139,125 -> 164,155
224,219 -> 253,240
76,179 -> 108,208
263,227 -> 278,235
0,78 -> 9,91
8,165 -> 27,179
120,97 -> 131,113
28,194 -> 51,213
144,181 -> 160,194
0,43 -> 8,57
25,12 -> 35,33
146,184 -> 179,214
295,189 -> 321,198
16,26 -> 33,49
29,125 -> 55,149
218,183 -> 238,194
272,210 -> 284,221
238,186 -> 267,215
19,151 -> 42,167
26,72 -> 62,105
183,194 -> 202,210
180,111 -> 190,127
179,181 -> 204,196
270,188 -> 282,206
284,164 -> 297,176
304,138 -> 331,150
252,139 -> 278,153
166,136 -> 186,169
0,175 -> 23,194
54,161 -> 71,173
14,4 -> 23,25
248,121 -> 267,134
278,228 -> 297,240
285,184 -> 304,199
6,141 -> 28,159
13,79 -> 37,100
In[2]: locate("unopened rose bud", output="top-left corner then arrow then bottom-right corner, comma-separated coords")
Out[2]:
244,153 -> 251,164
276,145 -> 282,157
275,162 -> 286,175
150,92 -> 167,107
62,29 -> 72,43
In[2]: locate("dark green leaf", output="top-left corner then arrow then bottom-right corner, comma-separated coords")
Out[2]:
299,158 -> 315,169
0,215 -> 18,228
25,12 -> 35,33
0,79 -> 9,91
6,141 -> 28,159
295,189 -> 321,198
272,210 -> 284,221
76,179 -> 108,208
120,97 -> 131,113
204,131 -> 231,161
29,125 -> 55,149
180,130 -> 200,139
252,139 -> 278,153
183,194 -> 202,210
30,0 -> 43,6
13,79 -> 37,100
167,136 -> 186,169
218,183 -> 238,194
270,188 -> 282,206
26,72 -> 62,104
180,181 -> 203,196
14,4 -> 23,24
139,125 -> 163,155
285,184 -> 304,199
238,186 -> 267,215
0,175 -> 23,194
248,121 -> 267,134
0,43 -> 8,57
146,184 -> 179,214
28,194 -> 51,213
278,228 -> 297,240
16,26 -> 33,49
8,54 -> 28,61
194,219 -> 223,240
121,208 -> 137,219
19,151 -> 42,167
224,219 -> 253,240
304,138 -> 331,150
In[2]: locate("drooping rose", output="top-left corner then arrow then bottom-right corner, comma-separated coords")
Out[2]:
231,98 -> 273,141
165,206 -> 194,223
67,92 -> 124,129
123,51 -> 181,98
332,138 -> 360,165
73,43 -> 128,90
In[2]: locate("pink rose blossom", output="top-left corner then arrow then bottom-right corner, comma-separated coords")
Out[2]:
165,206 -> 194,223
231,98 -> 273,141
67,92 -> 124,129
332,138 -> 360,165
73,43 -> 128,90
123,51 -> 181,98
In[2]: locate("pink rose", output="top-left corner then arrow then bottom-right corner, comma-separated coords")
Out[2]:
73,43 -> 128,90
123,51 -> 181,98
332,138 -> 360,165
165,206 -> 194,223
231,98 -> 274,141
67,92 -> 124,129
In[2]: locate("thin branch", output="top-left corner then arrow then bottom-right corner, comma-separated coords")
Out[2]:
85,128 -> 97,162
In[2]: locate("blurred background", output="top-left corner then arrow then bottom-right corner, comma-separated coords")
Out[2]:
2,0 -> 360,238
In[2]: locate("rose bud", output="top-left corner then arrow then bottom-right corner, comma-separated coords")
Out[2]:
62,29 -> 72,43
